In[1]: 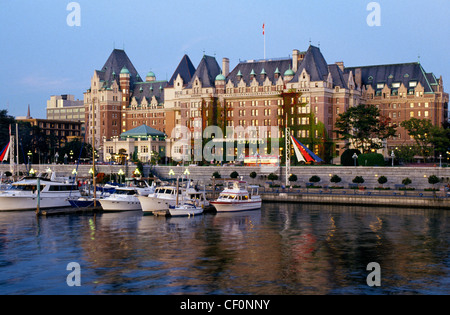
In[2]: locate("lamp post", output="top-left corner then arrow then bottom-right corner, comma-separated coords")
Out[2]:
70,150 -> 74,163
391,151 -> 395,167
352,153 -> 358,166
55,152 -> 59,164
118,169 -> 124,185
439,154 -> 442,168
27,150 -> 32,169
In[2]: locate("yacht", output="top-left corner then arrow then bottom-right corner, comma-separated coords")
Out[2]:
138,180 -> 209,215
100,179 -> 154,211
210,180 -> 262,212
0,176 -> 81,211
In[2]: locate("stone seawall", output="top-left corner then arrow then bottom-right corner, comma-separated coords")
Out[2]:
152,165 -> 450,190
1,164 -> 449,190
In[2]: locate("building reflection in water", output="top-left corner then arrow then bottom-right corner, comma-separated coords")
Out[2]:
1,203 -> 447,294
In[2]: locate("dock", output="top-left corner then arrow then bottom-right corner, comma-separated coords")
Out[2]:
39,206 -> 103,216
261,190 -> 450,209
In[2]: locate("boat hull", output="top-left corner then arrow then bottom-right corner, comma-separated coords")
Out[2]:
210,200 -> 262,212
138,196 -> 176,213
100,198 -> 142,211
0,195 -> 75,211
169,207 -> 203,217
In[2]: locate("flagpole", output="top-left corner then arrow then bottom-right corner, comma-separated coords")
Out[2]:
263,23 -> 266,60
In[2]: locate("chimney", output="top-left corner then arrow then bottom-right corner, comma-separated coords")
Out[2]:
222,58 -> 230,77
336,61 -> 344,72
292,50 -> 299,72
355,68 -> 362,88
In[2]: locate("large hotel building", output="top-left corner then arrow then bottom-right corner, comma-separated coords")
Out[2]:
83,46 -> 448,163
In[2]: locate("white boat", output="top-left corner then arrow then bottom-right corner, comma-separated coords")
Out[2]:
138,180 -> 209,215
210,180 -> 262,212
168,200 -> 203,217
100,180 -> 154,212
0,176 -> 81,211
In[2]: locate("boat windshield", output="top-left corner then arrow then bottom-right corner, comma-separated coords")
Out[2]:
114,189 -> 136,195
157,188 -> 175,195
10,184 -> 45,191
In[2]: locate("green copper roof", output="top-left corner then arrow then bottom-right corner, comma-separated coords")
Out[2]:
120,66 -> 130,74
120,124 -> 166,138
284,67 -> 295,76
215,73 -> 226,81
147,71 -> 155,77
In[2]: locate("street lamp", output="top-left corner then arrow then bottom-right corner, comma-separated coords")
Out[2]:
55,152 -> 59,164
352,153 -> 358,166
391,151 -> 395,167
27,150 -> 32,167
70,150 -> 74,163
118,169 -> 124,185
439,154 -> 442,168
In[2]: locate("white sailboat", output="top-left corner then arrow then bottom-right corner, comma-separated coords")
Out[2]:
167,177 -> 203,217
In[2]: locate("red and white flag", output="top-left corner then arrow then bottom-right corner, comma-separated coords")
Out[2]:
262,23 -> 265,35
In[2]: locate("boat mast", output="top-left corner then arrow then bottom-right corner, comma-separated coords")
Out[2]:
285,112 -> 290,187
92,99 -> 97,207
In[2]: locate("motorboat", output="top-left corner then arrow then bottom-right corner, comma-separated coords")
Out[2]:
210,180 -> 262,212
100,179 -> 154,211
168,200 -> 203,217
138,180 -> 209,215
0,176 -> 81,211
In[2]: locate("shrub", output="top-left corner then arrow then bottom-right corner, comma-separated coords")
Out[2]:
330,175 -> 342,184
230,171 -> 239,179
341,149 -> 361,166
378,176 -> 388,185
212,171 -> 221,179
352,176 -> 365,184
249,171 -> 257,179
402,177 -> 412,186
309,175 -> 321,183
428,175 -> 439,187
358,153 -> 385,166
288,174 -> 298,183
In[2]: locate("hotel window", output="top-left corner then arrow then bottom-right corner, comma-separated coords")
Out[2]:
424,111 -> 429,117
425,102 -> 429,108
410,111 -> 414,118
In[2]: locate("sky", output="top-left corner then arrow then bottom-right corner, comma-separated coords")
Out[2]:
0,0 -> 449,119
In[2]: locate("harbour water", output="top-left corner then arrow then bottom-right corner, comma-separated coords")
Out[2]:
0,203 -> 449,295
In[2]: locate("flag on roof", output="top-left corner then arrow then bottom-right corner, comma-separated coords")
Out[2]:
291,136 -> 323,163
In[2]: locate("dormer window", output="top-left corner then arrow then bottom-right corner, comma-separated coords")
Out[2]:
409,81 -> 417,87
377,83 -> 385,89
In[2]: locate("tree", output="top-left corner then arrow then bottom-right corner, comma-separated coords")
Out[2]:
249,171 -> 257,179
309,175 -> 321,184
402,177 -> 412,187
288,174 -> 298,184
378,176 -> 388,185
335,104 -> 396,153
268,173 -> 278,186
428,175 -> 440,189
352,176 -> 365,185
230,171 -> 239,179
0,110 -> 15,151
330,175 -> 342,185
400,118 -> 434,160
212,171 -> 221,179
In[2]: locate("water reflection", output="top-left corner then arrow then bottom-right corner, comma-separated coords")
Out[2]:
0,204 -> 448,294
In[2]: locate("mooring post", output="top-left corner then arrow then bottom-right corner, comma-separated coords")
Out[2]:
35,177 -> 41,216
